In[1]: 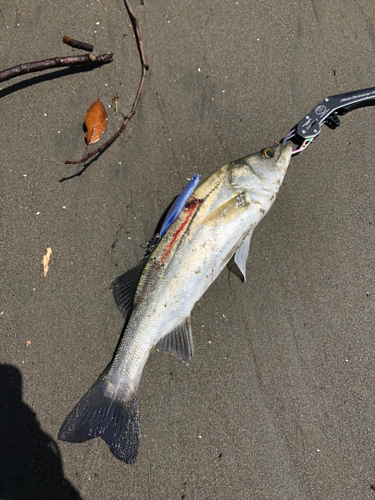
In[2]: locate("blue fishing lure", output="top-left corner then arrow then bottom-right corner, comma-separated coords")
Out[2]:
159,174 -> 200,237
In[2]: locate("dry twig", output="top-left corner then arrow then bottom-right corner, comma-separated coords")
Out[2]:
0,53 -> 113,84
63,36 -> 94,52
64,0 -> 148,165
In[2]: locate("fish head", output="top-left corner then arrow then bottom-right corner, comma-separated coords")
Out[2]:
229,142 -> 293,193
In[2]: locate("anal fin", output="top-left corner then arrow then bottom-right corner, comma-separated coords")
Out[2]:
157,317 -> 194,364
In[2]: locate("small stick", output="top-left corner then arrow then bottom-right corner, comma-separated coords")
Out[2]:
64,0 -> 148,165
0,53 -> 113,84
63,36 -> 94,52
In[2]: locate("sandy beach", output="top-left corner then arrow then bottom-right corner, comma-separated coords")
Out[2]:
1,1 -> 375,498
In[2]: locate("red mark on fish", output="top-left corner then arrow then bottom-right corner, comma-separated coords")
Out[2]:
139,199 -> 203,302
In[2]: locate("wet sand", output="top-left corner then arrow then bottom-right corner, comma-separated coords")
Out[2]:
1,1 -> 375,498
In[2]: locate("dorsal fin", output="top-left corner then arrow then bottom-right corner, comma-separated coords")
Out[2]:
111,259 -> 148,321
157,317 -> 193,364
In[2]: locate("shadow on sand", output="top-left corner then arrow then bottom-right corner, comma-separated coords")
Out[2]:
0,364 -> 82,500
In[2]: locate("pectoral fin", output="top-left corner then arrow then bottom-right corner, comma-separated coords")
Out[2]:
227,232 -> 252,282
157,317 -> 194,364
111,259 -> 148,321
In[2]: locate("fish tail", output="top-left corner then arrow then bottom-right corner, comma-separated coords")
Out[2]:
58,372 -> 140,464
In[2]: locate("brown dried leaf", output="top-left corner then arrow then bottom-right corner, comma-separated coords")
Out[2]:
42,247 -> 52,278
84,99 -> 108,147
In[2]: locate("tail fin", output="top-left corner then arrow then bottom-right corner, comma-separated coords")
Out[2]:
58,373 -> 140,464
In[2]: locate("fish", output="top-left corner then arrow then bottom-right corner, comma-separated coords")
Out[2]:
58,142 -> 293,464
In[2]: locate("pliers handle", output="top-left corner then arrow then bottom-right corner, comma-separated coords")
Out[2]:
283,86 -> 375,154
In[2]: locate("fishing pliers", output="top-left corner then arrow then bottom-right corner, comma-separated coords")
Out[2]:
283,86 -> 375,154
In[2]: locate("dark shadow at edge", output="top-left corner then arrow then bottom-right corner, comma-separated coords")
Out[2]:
0,364 -> 82,500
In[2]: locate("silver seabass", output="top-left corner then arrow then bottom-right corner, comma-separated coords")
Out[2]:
58,142 -> 293,463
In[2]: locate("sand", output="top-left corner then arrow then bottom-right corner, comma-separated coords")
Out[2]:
1,1 -> 375,498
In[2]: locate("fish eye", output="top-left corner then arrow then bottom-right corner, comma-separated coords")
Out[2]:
261,148 -> 274,159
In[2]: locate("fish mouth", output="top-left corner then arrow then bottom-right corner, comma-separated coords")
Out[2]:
277,142 -> 293,164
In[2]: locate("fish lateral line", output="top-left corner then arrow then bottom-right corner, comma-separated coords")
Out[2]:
138,198 -> 203,303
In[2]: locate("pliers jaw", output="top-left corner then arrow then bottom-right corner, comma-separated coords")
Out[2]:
283,86 -> 375,155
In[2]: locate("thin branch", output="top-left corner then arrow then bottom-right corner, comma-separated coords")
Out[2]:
0,53 -> 113,84
63,36 -> 94,52
64,0 -> 148,165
